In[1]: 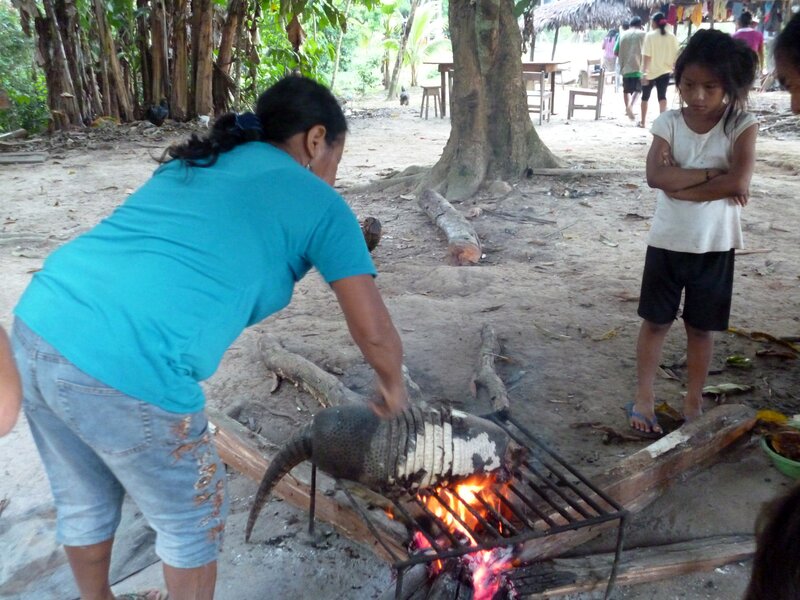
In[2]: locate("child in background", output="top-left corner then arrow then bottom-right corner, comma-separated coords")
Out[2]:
601,28 -> 619,76
732,11 -> 765,73
773,11 -> 800,114
0,325 -> 21,436
640,12 -> 680,128
628,30 -> 759,436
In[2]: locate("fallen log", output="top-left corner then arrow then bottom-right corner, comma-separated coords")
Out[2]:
209,410 -> 408,563
0,128 -> 27,140
418,188 -> 481,266
531,168 -> 643,177
470,324 -> 509,414
514,534 -> 754,598
516,403 -> 757,563
259,336 -> 423,407
0,152 -> 46,164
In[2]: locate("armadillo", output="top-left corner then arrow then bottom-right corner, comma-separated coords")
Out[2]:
245,404 -> 523,541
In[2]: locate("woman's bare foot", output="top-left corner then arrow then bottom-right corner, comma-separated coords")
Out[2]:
682,396 -> 704,422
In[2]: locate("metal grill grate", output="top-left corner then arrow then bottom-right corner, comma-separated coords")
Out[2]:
309,412 -> 627,600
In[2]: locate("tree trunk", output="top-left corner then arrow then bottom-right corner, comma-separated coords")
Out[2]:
56,0 -> 90,123
137,0 -> 153,108
171,0 -> 189,120
387,0 -> 420,100
214,0 -> 246,114
423,0 -> 559,200
194,0 -> 214,117
93,0 -> 134,120
150,0 -> 167,105
330,0 -> 352,90
41,0 -> 83,128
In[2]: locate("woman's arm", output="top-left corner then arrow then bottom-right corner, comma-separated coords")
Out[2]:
670,123 -> 757,203
646,135 -> 724,192
330,275 -> 408,418
0,326 -> 22,437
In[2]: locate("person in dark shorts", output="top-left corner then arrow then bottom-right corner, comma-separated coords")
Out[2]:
615,16 -> 646,120
640,12 -> 679,128
630,30 -> 758,436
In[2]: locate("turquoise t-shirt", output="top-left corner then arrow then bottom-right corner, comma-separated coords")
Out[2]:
15,142 -> 376,413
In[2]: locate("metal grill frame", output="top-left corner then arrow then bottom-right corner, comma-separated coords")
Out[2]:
306,411 -> 627,600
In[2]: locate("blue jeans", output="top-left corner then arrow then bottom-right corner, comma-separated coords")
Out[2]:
11,319 -> 228,568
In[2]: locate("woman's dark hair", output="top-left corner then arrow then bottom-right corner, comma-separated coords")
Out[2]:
744,483 -> 800,600
738,10 -> 754,27
774,12 -> 800,72
164,76 -> 347,167
651,11 -> 668,34
606,28 -> 618,40
674,28 -> 757,131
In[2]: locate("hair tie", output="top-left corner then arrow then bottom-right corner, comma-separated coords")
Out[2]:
235,112 -> 263,135
657,18 -> 668,26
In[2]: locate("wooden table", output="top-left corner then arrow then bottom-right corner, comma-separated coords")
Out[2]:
426,61 -> 568,117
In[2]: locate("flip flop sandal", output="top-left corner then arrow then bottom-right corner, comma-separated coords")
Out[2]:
115,591 -> 167,600
624,401 -> 664,439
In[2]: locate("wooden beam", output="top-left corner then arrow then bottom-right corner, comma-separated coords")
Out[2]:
514,535 -> 755,598
516,404 -> 757,563
209,410 -> 408,563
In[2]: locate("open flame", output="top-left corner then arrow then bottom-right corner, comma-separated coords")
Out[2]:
409,474 -> 516,599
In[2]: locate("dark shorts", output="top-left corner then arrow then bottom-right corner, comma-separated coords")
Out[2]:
637,246 -> 735,331
623,76 -> 642,94
641,73 -> 671,102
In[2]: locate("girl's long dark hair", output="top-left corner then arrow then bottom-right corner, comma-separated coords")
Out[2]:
651,11 -> 668,34
674,29 -> 757,132
774,12 -> 800,74
163,76 -> 347,167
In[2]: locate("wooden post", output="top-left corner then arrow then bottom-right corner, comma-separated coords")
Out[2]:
418,188 -> 482,265
709,0 -> 715,29
551,26 -> 559,61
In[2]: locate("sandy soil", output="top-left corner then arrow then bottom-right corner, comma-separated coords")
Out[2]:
1,83 -> 798,600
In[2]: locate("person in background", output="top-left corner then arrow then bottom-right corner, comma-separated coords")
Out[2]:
0,325 -> 21,437
744,483 -> 800,599
629,30 -> 758,436
615,16 -> 646,120
733,11 -> 765,73
773,11 -> 800,114
7,75 -> 408,600
640,12 -> 680,128
601,27 -> 619,79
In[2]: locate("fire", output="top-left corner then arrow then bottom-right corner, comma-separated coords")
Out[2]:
410,474 -> 516,599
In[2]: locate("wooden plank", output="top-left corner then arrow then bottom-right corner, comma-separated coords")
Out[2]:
515,535 -> 755,598
209,410 -> 409,564
0,153 -> 47,164
516,404 -> 756,563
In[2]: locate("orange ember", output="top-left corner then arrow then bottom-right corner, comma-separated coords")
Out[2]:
411,474 -> 515,598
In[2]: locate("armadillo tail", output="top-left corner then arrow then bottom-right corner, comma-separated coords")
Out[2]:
245,423 -> 313,542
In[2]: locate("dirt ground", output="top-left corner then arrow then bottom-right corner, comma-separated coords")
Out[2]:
1,83 -> 798,599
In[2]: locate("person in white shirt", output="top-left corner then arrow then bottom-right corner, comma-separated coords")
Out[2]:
628,29 -> 758,437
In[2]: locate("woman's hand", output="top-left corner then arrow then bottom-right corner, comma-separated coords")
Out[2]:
730,193 -> 749,207
371,378 -> 409,418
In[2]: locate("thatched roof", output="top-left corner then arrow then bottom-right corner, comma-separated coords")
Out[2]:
533,0 -> 635,32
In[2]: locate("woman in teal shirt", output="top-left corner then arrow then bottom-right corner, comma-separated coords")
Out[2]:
3,76 -> 408,600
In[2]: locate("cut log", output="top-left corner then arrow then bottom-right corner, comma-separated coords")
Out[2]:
418,188 -> 481,266
209,410 -> 408,563
0,153 -> 47,164
513,534 -> 755,598
0,129 -> 27,140
470,324 -> 510,414
516,403 -> 757,563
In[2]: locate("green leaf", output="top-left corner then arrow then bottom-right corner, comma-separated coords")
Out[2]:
513,0 -> 532,18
